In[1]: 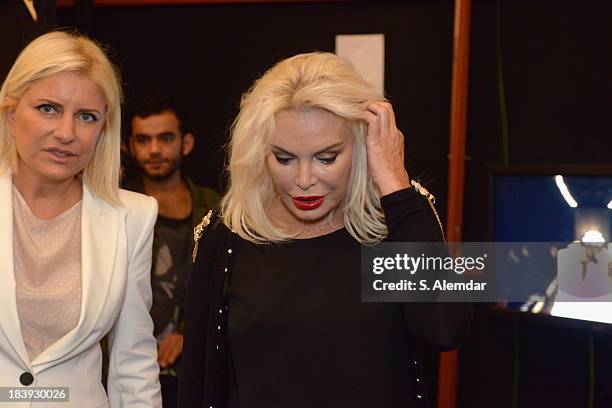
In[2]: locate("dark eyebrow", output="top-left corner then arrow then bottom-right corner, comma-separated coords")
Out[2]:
35,98 -> 62,106
78,108 -> 102,116
271,142 -> 344,156
270,145 -> 293,155
133,133 -> 151,139
157,131 -> 178,138
314,142 -> 344,155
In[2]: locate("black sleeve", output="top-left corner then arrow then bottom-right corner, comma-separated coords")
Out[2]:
178,220 -> 220,407
381,187 -> 473,351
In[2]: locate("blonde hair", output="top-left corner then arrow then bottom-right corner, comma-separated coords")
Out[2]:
222,52 -> 389,245
0,31 -> 122,204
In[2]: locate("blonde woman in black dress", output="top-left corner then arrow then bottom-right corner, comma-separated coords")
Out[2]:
180,52 -> 472,408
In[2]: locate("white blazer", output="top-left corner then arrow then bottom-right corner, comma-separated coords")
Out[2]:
0,173 -> 162,408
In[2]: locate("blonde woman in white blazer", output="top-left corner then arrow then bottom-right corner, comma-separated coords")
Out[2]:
0,32 -> 162,407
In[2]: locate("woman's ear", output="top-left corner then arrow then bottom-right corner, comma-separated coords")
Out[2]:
3,97 -> 17,125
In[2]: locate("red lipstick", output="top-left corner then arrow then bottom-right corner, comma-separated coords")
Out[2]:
292,196 -> 325,210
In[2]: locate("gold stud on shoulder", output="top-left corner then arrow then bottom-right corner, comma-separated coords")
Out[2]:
410,180 -> 446,243
410,179 -> 436,204
193,210 -> 213,263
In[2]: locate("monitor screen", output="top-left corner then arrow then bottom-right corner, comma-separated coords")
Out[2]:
492,169 -> 612,325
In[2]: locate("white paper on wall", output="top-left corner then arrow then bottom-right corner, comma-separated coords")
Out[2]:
335,33 -> 385,94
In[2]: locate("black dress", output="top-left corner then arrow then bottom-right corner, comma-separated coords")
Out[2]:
179,188 -> 473,408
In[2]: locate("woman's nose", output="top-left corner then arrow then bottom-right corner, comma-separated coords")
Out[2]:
53,115 -> 76,144
295,161 -> 316,190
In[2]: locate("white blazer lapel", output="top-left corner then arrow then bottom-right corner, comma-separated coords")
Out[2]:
31,183 -> 119,368
0,172 -> 30,368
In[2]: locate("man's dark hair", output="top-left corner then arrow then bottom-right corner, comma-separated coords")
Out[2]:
130,92 -> 187,134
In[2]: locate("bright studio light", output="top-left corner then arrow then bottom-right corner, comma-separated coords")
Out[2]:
607,199 -> 612,210
554,175 -> 578,208
581,230 -> 605,244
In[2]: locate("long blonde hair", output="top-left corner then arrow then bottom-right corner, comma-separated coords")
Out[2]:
0,31 -> 122,204
222,52 -> 388,245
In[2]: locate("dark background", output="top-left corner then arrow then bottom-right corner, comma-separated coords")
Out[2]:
2,0 -> 611,406
56,0 -> 457,216
1,0 -> 57,77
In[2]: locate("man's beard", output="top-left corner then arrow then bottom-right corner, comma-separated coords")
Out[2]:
142,155 -> 183,181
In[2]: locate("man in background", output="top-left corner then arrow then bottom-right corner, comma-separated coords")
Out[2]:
124,93 -> 219,408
